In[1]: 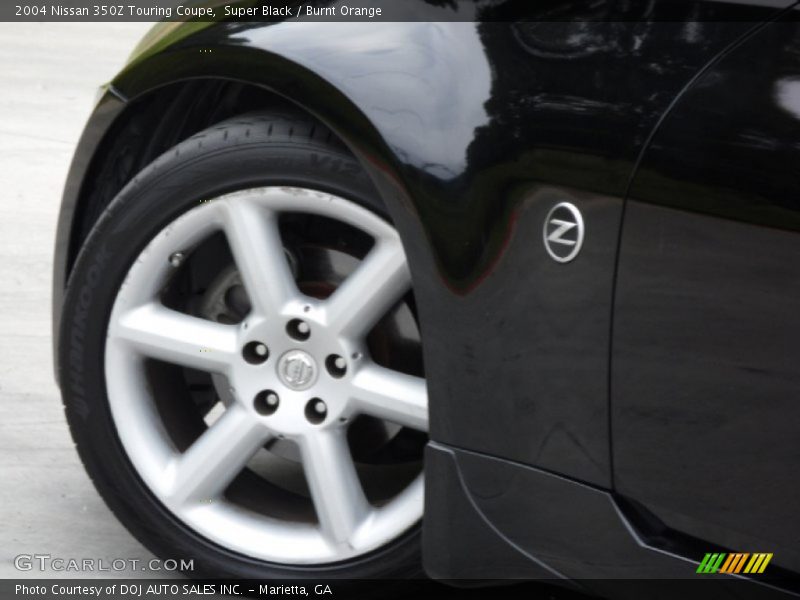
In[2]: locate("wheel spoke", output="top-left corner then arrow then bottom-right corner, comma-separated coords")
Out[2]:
298,428 -> 371,545
220,198 -> 299,317
165,405 -> 269,506
324,239 -> 410,339
113,303 -> 238,372
350,363 -> 428,431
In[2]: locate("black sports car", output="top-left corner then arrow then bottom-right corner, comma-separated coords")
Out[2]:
53,1 -> 800,596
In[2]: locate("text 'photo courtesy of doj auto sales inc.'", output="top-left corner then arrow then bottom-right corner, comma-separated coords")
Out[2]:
12,583 -> 335,598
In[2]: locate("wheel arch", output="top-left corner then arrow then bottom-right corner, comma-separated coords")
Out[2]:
53,26 -> 451,380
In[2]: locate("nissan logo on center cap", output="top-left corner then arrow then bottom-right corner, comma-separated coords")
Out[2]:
543,202 -> 584,263
277,350 -> 318,391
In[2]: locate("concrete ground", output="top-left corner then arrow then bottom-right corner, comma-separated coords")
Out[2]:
0,23 -> 164,579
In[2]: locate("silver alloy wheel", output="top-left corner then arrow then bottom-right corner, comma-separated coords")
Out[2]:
104,187 -> 428,564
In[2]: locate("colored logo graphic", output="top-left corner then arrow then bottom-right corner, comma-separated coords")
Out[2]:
696,552 -> 773,574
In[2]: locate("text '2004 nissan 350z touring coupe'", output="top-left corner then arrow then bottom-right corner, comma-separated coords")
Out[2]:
53,1 -> 800,597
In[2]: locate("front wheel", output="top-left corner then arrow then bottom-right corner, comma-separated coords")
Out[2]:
59,113 -> 428,578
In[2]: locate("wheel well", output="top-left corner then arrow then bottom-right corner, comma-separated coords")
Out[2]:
67,78 -> 342,277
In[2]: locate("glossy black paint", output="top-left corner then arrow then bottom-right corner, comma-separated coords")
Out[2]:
61,14 -> 753,485
613,18 -> 800,572
52,0 -> 800,584
105,12 -> 771,487
425,443 -> 797,597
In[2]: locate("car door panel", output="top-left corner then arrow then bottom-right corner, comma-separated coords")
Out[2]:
613,18 -> 800,571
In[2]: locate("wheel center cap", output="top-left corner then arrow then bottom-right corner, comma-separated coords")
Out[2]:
277,350 -> 318,391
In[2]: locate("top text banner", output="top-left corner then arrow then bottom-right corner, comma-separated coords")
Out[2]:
4,0 -> 798,23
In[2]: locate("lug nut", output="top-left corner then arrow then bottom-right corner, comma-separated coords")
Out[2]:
286,319 -> 311,341
305,398 -> 327,424
243,341 -> 269,364
254,390 -> 279,416
325,354 -> 347,378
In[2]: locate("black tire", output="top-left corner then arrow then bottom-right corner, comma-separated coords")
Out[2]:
59,112 -> 422,579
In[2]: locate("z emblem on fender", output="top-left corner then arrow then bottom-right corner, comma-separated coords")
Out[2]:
543,202 -> 585,263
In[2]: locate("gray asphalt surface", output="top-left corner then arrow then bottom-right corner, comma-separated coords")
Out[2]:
0,23 -> 169,579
